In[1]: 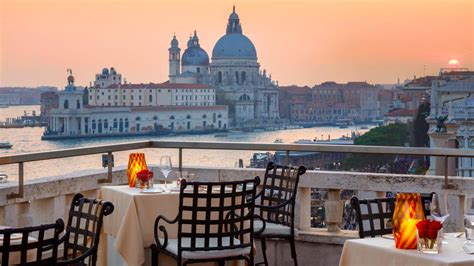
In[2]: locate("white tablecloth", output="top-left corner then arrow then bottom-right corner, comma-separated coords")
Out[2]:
339,233 -> 474,266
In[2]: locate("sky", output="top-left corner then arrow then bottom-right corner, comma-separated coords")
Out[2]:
0,0 -> 473,88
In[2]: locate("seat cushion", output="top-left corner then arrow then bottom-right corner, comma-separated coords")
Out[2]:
159,237 -> 251,260
254,220 -> 297,236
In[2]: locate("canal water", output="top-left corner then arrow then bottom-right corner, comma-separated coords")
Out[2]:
0,105 -> 373,180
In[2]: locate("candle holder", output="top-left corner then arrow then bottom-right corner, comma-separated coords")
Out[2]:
392,193 -> 425,249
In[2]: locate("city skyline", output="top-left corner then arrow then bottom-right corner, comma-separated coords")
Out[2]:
1,0 -> 473,88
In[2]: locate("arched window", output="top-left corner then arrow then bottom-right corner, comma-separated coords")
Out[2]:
239,94 -> 251,101
64,100 -> 69,109
235,71 -> 239,84
113,119 -> 118,128
136,116 -> 141,121
153,116 -> 158,120
218,71 -> 222,83
104,119 -> 108,129
241,71 -> 246,84
149,95 -> 153,103
92,119 -> 96,130
186,114 -> 191,119
125,118 -> 129,128
202,114 -> 207,119
76,100 -> 81,109
218,114 -> 222,118
170,115 -> 175,120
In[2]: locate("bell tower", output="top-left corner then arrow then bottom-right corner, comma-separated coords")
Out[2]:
169,35 -> 181,79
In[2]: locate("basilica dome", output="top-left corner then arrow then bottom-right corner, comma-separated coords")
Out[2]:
182,31 -> 209,66
212,34 -> 257,60
212,7 -> 257,60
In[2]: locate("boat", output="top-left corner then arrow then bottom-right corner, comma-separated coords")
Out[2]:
339,125 -> 349,129
360,126 -> 369,130
0,142 -> 13,149
274,138 -> 283,143
214,133 -> 228,138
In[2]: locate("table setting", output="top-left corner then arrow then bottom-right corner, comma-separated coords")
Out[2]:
339,192 -> 474,266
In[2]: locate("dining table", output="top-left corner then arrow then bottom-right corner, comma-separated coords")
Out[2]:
98,184 -> 248,266
339,233 -> 474,266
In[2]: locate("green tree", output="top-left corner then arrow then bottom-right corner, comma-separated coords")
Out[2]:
413,101 -> 430,147
343,123 -> 410,171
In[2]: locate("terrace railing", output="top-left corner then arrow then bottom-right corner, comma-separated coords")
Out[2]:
1,140 -> 474,233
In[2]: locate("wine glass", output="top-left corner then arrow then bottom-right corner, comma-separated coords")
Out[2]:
430,193 -> 450,224
464,195 -> 474,244
159,156 -> 172,190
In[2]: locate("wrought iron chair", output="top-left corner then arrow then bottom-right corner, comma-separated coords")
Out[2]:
351,193 -> 433,238
0,218 -> 64,265
57,193 -> 114,266
151,177 -> 260,265
253,162 -> 306,266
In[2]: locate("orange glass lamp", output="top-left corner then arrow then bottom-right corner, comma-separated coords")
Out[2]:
392,193 -> 425,249
127,153 -> 148,187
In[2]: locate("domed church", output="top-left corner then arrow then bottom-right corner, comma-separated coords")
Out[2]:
168,6 -> 279,125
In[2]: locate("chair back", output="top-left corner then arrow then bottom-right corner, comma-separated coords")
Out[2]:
351,193 -> 433,238
176,177 -> 260,257
258,162 -> 306,227
62,193 -> 114,265
0,219 -> 64,265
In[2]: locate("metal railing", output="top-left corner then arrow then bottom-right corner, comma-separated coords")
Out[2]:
1,140 -> 474,199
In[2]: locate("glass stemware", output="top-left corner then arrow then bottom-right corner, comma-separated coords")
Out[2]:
464,195 -> 474,244
430,193 -> 450,224
159,156 -> 172,190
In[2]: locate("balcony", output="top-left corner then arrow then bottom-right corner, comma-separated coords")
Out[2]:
1,141 -> 473,266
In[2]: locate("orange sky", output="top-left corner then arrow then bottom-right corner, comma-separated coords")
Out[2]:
0,0 -> 473,88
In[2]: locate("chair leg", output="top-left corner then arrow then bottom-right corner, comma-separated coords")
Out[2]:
289,238 -> 297,266
249,254 -> 255,266
151,246 -> 159,266
260,238 -> 269,266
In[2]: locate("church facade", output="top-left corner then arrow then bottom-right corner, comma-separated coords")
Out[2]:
168,7 -> 280,126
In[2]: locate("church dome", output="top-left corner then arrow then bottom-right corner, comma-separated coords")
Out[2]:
182,47 -> 209,65
212,34 -> 257,60
212,6 -> 257,60
182,31 -> 209,66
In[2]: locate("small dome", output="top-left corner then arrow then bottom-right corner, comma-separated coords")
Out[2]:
171,35 -> 178,47
229,11 -> 239,20
102,68 -> 109,76
212,33 -> 257,60
182,46 -> 209,66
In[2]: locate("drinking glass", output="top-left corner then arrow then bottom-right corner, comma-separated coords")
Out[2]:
159,156 -> 172,190
464,195 -> 474,244
431,193 -> 450,224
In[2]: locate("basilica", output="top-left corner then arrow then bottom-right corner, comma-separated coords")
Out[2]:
168,6 -> 280,125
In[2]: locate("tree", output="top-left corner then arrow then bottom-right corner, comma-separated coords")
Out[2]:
343,123 -> 410,172
413,101 -> 430,147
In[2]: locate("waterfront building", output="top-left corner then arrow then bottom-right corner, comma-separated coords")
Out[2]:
44,72 -> 228,139
383,109 -> 416,125
40,91 -> 59,121
167,6 -> 280,126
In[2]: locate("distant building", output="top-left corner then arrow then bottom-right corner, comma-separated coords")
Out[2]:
0,93 -> 20,105
40,91 -> 59,121
384,109 -> 416,125
167,7 -> 280,126
44,72 -> 228,139
278,86 -> 312,120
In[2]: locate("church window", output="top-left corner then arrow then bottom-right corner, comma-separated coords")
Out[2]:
125,118 -> 129,128
241,71 -> 246,83
202,114 -> 207,119
197,67 -> 200,73
136,116 -> 141,121
149,95 -> 153,102
218,72 -> 223,83
186,115 -> 191,119
213,113 -> 216,123
170,115 -> 175,120
235,72 -> 239,84
76,100 -> 81,109
64,100 -> 69,109
113,119 -> 118,128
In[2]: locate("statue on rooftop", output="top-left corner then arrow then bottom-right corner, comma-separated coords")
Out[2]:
435,115 -> 448,133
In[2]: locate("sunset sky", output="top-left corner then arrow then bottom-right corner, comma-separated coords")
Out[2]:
0,0 -> 473,88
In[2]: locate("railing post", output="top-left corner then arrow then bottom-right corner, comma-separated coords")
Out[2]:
295,187 -> 311,230
179,148 -> 183,172
98,152 -> 113,184
285,150 -> 290,165
7,162 -> 24,200
325,189 -> 343,232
